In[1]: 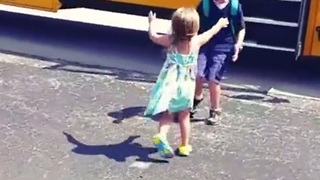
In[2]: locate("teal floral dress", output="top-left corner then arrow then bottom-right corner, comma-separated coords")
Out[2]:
144,48 -> 198,118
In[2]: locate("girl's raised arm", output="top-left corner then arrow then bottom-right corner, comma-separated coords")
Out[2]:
194,18 -> 229,47
148,11 -> 170,47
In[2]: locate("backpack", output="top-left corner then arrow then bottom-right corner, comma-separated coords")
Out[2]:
202,0 -> 239,37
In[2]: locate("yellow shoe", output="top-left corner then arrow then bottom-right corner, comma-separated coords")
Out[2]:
178,145 -> 192,156
152,134 -> 174,158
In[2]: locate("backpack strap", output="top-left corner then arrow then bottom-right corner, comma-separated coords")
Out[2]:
202,0 -> 239,38
202,0 -> 210,17
229,0 -> 239,37
230,0 -> 239,16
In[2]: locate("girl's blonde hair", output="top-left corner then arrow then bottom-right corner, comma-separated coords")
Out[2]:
171,7 -> 200,45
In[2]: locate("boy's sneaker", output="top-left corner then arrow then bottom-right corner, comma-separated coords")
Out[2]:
178,145 -> 192,156
152,134 -> 174,158
205,109 -> 222,125
190,98 -> 203,119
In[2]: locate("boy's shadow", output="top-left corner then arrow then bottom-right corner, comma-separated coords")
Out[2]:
227,94 -> 290,104
63,132 -> 168,163
108,106 -> 159,124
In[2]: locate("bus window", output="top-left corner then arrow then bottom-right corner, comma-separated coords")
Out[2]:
0,0 -> 61,12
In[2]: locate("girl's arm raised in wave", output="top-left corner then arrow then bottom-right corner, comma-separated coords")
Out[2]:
194,18 -> 229,46
148,11 -> 170,47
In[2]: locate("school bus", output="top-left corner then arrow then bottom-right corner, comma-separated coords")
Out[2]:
0,0 -> 319,59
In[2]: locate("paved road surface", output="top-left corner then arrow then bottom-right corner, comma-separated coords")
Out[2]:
0,8 -> 320,180
0,56 -> 320,180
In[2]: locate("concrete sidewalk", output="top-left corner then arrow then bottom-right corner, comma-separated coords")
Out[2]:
0,60 -> 319,180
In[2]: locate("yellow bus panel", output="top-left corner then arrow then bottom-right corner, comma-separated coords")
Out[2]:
0,0 -> 61,12
303,0 -> 319,56
111,0 -> 200,10
310,1 -> 320,56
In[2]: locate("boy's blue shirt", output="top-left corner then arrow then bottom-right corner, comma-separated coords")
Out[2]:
197,0 -> 245,47
197,0 -> 245,53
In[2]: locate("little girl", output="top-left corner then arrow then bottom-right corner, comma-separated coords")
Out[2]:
144,7 -> 228,157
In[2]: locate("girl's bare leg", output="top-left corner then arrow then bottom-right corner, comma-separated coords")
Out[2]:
178,109 -> 191,146
158,111 -> 174,136
177,109 -> 192,156
153,111 -> 174,158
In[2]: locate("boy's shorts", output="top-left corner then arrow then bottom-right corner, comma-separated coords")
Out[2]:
197,51 -> 232,84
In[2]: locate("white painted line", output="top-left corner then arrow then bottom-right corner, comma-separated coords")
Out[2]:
221,83 -> 320,102
267,88 -> 320,101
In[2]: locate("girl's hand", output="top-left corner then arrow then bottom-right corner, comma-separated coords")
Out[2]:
148,11 -> 156,23
217,18 -> 229,28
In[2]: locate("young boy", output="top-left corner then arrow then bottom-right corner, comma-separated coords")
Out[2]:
191,0 -> 246,125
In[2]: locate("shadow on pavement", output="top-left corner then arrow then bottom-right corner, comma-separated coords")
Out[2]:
108,106 -> 167,123
228,94 -> 265,101
108,106 -> 156,123
38,55 -> 269,97
44,61 -> 159,83
262,96 -> 290,103
108,105 -> 208,124
225,93 -> 290,104
41,58 -> 159,83
0,49 -> 276,100
222,86 -> 268,94
0,48 -> 159,83
63,132 -> 168,163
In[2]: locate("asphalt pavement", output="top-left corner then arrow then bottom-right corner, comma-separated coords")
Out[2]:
0,8 -> 320,180
0,55 -> 320,180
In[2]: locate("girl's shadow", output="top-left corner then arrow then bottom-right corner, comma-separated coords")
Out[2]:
63,132 -> 168,163
108,106 -> 159,124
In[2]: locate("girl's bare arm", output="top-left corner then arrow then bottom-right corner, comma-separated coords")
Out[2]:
194,18 -> 228,47
195,25 -> 222,46
149,21 -> 170,47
